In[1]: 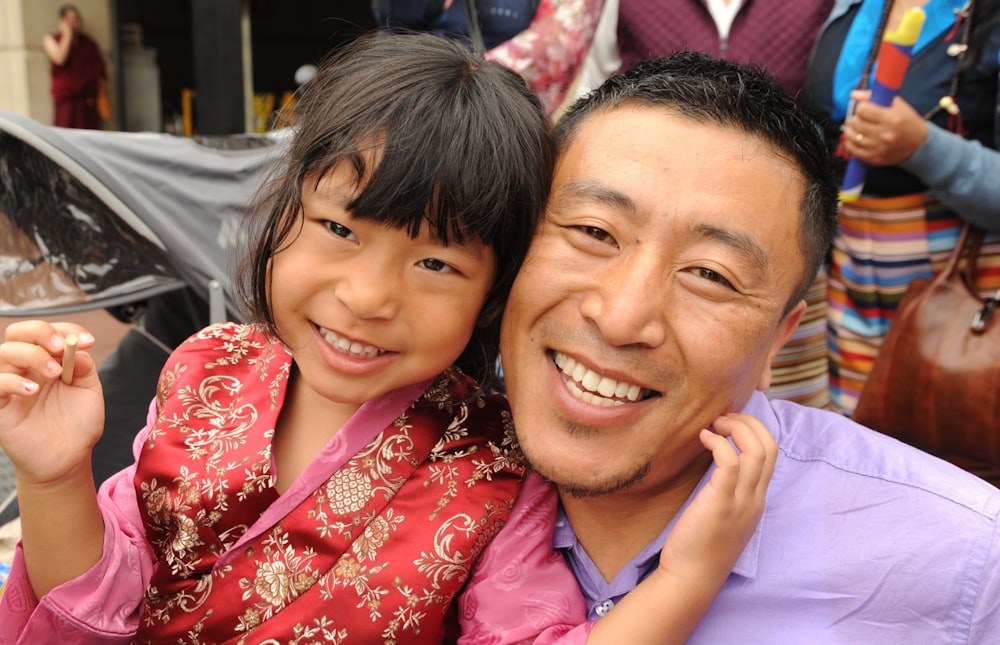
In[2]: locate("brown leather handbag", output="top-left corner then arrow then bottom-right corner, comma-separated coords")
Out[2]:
852,224 -> 1000,485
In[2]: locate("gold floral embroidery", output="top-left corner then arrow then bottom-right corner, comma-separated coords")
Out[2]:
236,529 -> 319,630
137,328 -> 523,643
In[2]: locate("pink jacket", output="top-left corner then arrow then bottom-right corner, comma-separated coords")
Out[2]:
0,399 -> 591,643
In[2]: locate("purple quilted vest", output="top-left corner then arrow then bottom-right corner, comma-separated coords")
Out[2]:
617,0 -> 834,97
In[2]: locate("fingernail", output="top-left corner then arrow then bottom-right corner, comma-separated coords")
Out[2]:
46,360 -> 61,376
51,334 -> 64,349
23,380 -> 39,393
79,333 -> 95,344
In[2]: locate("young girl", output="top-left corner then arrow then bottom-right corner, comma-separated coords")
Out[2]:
0,32 -> 774,643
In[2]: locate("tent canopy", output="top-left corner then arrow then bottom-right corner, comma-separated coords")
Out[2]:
0,110 -> 286,318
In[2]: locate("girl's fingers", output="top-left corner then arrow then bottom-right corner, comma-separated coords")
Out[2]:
0,341 -> 63,381
0,372 -> 41,404
699,428 -> 740,494
0,322 -> 97,395
705,414 -> 777,496
3,321 -> 95,353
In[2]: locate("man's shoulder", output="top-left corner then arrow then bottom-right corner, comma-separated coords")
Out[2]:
766,398 -> 1000,521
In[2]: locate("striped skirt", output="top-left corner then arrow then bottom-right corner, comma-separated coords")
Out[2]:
766,272 -> 830,409
828,193 -> 1000,415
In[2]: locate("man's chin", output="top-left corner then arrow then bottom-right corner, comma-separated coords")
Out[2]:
529,457 -> 652,499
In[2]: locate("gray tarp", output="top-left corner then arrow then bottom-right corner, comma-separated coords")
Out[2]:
0,110 -> 287,318
0,113 -> 289,523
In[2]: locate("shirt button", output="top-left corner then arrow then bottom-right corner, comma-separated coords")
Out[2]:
595,599 -> 615,616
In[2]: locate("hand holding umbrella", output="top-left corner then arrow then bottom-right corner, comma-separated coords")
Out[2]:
840,7 -> 926,202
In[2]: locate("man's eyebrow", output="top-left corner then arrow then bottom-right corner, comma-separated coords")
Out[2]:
555,179 -> 637,214
694,223 -> 769,272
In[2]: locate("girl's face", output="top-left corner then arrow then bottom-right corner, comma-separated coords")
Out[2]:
269,163 -> 496,420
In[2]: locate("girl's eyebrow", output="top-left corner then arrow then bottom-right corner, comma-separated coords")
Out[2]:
420,227 -> 492,261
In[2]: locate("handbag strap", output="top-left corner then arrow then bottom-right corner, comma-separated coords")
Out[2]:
463,0 -> 486,53
941,222 -> 977,279
939,222 -> 1000,333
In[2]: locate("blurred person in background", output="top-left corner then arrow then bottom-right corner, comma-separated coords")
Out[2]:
801,0 -> 1000,415
372,0 -> 604,115
42,4 -> 107,129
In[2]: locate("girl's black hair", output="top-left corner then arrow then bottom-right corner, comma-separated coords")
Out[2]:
235,31 -> 554,392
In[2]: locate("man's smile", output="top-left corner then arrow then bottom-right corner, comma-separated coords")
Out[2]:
552,351 -> 659,407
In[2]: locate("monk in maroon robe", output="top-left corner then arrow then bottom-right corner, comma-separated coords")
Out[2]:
42,5 -> 106,129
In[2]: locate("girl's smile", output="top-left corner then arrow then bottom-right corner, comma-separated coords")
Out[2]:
269,164 -> 496,420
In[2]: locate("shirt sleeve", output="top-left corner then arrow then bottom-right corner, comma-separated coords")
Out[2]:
0,402 -> 158,644
967,513 -> 1000,642
486,0 -> 605,116
899,122 -> 1000,232
458,471 -> 594,644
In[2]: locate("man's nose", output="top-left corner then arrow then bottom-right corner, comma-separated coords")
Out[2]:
579,252 -> 668,348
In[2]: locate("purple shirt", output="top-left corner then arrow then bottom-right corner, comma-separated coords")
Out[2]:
555,391 -> 1000,642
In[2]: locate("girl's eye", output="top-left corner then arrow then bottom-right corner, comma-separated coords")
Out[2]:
325,220 -> 356,241
419,258 -> 455,273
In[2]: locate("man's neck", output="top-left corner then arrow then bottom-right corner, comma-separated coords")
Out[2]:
558,451 -> 713,582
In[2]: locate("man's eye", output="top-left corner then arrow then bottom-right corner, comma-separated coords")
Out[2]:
325,221 -> 356,241
577,225 -> 617,246
419,258 -> 455,273
692,267 -> 735,289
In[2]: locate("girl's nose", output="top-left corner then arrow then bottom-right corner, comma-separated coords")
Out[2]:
334,261 -> 401,320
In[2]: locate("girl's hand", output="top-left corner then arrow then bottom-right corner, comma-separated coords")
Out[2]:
0,320 -> 105,487
842,89 -> 929,166
657,413 -> 777,586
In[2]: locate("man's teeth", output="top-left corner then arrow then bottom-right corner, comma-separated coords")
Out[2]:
553,351 -> 643,407
319,327 -> 384,359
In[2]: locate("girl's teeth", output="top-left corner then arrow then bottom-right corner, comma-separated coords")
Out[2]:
320,327 -> 383,358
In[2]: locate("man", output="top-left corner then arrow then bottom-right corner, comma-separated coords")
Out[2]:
466,51 -> 1000,641
42,4 -> 107,129
567,0 -> 837,408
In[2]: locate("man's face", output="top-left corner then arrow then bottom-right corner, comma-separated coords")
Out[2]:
500,107 -> 807,498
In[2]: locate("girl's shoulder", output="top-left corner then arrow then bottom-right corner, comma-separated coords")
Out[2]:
414,367 -> 524,474
154,323 -> 290,411
167,323 -> 284,364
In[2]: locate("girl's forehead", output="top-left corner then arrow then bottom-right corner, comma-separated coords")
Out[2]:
301,165 -> 483,244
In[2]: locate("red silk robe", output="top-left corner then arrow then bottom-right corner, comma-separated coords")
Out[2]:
131,324 -> 525,643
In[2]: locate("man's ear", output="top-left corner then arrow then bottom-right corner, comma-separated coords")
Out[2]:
757,299 -> 808,391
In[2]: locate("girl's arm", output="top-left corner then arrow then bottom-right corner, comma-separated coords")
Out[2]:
459,413 -> 776,644
587,413 -> 776,643
0,321 -> 107,598
1,399 -> 159,643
